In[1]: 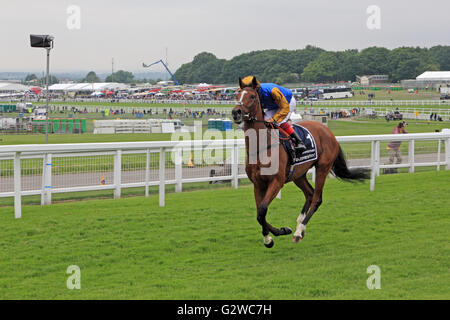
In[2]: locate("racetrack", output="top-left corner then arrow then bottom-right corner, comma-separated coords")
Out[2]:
0,152 -> 443,193
0,153 -> 445,192
0,170 -> 448,299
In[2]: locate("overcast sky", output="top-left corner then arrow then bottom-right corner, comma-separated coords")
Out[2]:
1,0 -> 449,73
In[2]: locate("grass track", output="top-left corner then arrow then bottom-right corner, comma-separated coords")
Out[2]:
0,170 -> 449,299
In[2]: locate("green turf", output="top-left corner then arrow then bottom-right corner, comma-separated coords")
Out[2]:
327,119 -> 449,136
0,170 -> 448,299
344,89 -> 440,101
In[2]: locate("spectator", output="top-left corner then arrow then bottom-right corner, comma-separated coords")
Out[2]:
386,121 -> 408,171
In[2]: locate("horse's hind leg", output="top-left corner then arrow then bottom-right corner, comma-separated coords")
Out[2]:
292,164 -> 332,243
293,175 -> 314,236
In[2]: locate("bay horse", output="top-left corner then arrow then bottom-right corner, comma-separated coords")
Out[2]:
232,77 -> 369,248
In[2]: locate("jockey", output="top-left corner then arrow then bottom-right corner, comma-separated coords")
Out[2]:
240,76 -> 307,154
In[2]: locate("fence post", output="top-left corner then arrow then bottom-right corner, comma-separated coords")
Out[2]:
41,154 -> 46,205
114,149 -> 122,199
41,153 -> 52,205
445,138 -> 450,170
375,140 -> 381,176
145,148 -> 150,197
370,140 -> 379,191
231,142 -> 239,189
159,147 -> 165,207
175,148 -> 182,193
437,140 -> 441,171
14,152 -> 22,219
408,140 -> 415,173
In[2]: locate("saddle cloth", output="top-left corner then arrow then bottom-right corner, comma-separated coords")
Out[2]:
280,123 -> 318,165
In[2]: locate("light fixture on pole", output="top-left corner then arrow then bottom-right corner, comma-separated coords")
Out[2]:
30,34 -> 54,144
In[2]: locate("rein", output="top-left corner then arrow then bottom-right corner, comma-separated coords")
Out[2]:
261,120 -> 291,141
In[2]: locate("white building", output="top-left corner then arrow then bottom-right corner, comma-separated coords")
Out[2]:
356,75 -> 389,86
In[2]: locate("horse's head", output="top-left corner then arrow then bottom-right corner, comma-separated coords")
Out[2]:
232,76 -> 262,124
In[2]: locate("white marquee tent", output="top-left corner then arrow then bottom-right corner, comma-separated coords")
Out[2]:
0,82 -> 31,93
49,82 -> 128,92
416,71 -> 450,81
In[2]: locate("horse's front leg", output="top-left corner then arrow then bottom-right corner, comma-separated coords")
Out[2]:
253,186 -> 272,247
254,182 -> 292,248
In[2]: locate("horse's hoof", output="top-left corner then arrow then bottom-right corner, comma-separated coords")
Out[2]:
292,235 -> 303,243
264,239 -> 274,248
280,227 -> 292,235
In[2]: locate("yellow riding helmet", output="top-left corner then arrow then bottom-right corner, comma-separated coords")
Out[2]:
240,76 -> 261,89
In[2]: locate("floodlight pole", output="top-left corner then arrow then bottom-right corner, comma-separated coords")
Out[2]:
45,47 -> 50,144
30,34 -> 53,143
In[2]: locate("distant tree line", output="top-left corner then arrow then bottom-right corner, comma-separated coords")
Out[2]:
23,73 -> 59,86
23,70 -> 165,86
104,70 -> 163,85
173,45 -> 450,84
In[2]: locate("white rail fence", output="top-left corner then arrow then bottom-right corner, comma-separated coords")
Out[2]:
11,97 -> 449,106
1,132 -> 449,219
305,100 -> 449,107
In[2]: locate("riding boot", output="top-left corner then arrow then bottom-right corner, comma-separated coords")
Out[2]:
289,131 -> 307,154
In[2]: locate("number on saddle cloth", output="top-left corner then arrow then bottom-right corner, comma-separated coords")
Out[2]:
280,124 -> 318,165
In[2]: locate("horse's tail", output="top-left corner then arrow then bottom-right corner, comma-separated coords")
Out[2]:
332,145 -> 370,183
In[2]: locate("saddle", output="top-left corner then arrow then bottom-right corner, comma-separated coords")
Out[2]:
279,124 -> 318,165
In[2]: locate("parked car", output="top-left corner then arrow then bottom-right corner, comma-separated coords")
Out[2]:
365,108 -> 377,119
385,110 -> 403,121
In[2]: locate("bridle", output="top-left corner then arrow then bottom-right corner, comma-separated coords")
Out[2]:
236,87 -> 290,140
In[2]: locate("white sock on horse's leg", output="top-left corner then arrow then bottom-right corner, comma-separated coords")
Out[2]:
297,213 -> 306,224
294,223 -> 306,238
264,235 -> 273,245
